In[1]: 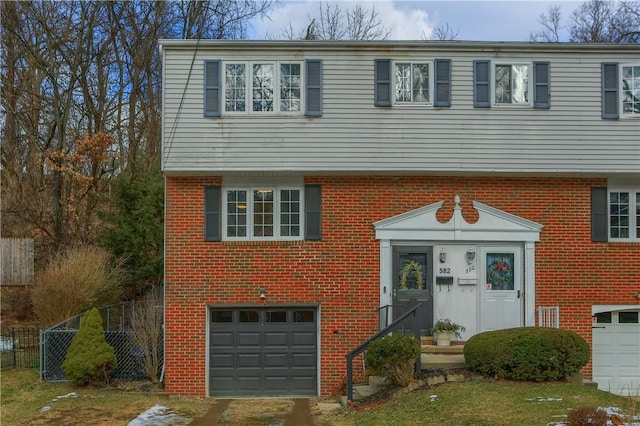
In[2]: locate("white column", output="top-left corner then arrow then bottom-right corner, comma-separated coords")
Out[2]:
524,241 -> 536,326
379,240 -> 392,330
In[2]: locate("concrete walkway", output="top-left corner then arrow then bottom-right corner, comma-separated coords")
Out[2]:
190,398 -> 315,425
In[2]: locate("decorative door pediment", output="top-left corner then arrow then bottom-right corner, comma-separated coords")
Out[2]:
374,195 -> 543,242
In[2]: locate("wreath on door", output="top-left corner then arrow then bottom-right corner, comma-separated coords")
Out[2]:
487,260 -> 513,288
399,260 -> 424,290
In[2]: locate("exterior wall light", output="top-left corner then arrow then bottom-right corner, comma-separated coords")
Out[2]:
466,248 -> 476,264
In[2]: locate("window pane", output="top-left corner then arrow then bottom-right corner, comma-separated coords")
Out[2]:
495,65 -> 511,104
412,64 -> 429,102
252,64 -> 274,112
395,64 -> 411,102
265,310 -> 287,323
253,189 -> 274,237
227,190 -> 247,237
225,64 -> 246,111
280,63 -> 301,111
511,64 -> 529,104
212,310 -> 233,323
610,192 -> 630,239
293,310 -> 314,323
595,312 -> 612,323
239,310 -> 260,323
619,311 -> 639,324
280,189 -> 301,237
486,253 -> 515,291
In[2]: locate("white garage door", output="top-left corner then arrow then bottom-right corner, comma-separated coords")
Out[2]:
592,309 -> 640,396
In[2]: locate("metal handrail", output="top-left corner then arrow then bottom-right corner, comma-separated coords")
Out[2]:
345,303 -> 422,402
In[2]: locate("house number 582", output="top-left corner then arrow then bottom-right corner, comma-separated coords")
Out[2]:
439,267 -> 451,274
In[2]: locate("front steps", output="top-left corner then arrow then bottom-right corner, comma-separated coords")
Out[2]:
344,343 -> 467,404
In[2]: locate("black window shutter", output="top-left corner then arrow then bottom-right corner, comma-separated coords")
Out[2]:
305,185 -> 321,240
533,61 -> 550,109
305,59 -> 323,116
204,61 -> 221,117
434,59 -> 451,107
591,186 -> 608,242
374,59 -> 392,107
473,60 -> 490,108
204,186 -> 221,241
602,63 -> 619,119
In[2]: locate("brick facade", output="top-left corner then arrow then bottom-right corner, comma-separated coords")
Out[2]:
164,175 -> 640,396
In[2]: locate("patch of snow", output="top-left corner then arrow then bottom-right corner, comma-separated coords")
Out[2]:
52,392 -> 77,402
526,397 -> 562,402
429,395 -> 438,402
127,404 -> 191,426
39,405 -> 51,412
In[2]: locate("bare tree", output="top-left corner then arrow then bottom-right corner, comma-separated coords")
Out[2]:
530,4 -> 563,42
533,0 -> 639,43
426,23 -> 460,41
279,2 -> 390,40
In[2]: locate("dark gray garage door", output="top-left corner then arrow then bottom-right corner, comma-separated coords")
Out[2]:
209,306 -> 317,397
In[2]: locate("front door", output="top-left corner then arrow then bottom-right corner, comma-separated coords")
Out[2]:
392,247 -> 433,336
479,246 -> 523,332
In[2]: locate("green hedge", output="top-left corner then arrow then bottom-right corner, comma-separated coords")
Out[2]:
365,333 -> 421,386
463,327 -> 590,381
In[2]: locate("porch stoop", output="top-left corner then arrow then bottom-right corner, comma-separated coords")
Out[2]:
421,343 -> 466,369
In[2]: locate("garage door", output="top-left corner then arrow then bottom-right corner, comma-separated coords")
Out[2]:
592,309 -> 640,396
209,307 -> 317,397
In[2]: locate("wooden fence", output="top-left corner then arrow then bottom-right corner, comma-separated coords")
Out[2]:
1,238 -> 34,285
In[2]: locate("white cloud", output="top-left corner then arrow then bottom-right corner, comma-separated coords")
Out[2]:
252,0 -> 434,40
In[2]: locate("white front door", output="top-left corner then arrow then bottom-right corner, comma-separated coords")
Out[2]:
479,246 -> 523,332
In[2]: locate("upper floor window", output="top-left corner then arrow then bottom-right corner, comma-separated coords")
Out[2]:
622,64 -> 640,116
602,62 -> 640,119
474,60 -> 548,109
224,62 -> 301,113
205,60 -> 321,117
395,62 -> 430,104
374,59 -> 450,107
494,63 -> 529,105
609,190 -> 640,240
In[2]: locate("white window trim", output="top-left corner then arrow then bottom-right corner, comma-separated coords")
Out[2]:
620,63 -> 640,118
222,186 -> 304,241
491,61 -> 533,107
392,61 -> 433,106
608,188 -> 640,242
222,61 -> 304,115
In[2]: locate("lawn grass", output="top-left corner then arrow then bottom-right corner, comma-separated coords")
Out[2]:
0,369 -> 211,426
324,378 -> 634,426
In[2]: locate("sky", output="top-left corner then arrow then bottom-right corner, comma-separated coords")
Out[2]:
250,0 -> 583,41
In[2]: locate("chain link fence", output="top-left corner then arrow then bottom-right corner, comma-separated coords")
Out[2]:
40,302 -> 163,382
1,327 -> 39,369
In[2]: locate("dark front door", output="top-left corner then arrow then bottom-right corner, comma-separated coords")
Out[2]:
392,247 -> 433,336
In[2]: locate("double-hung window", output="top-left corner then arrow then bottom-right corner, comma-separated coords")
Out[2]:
602,62 -> 640,119
223,62 -> 302,113
395,62 -> 431,104
592,184 -> 640,242
224,187 -> 302,240
494,63 -> 530,105
609,190 -> 640,241
622,64 -> 640,116
474,60 -> 548,109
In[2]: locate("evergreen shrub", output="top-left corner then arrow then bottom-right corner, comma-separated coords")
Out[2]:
364,333 -> 420,386
464,327 -> 590,381
62,307 -> 117,386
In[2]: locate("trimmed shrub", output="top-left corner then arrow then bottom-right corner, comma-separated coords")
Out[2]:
31,246 -> 123,327
365,333 -> 421,386
464,327 -> 589,381
62,307 -> 117,386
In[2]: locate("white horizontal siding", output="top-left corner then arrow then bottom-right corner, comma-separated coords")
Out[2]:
161,43 -> 640,175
